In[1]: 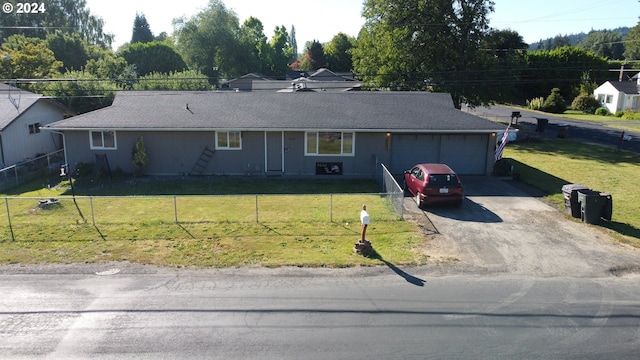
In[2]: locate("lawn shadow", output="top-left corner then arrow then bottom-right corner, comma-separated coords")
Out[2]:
504,158 -> 640,242
602,221 -> 640,243
364,248 -> 426,287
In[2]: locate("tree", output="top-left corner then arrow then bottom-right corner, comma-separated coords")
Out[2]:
120,41 -> 187,76
542,87 -> 566,114
41,70 -> 115,114
0,0 -> 113,47
578,30 -> 624,60
239,17 -> 269,74
352,0 -> 496,108
325,33 -> 356,72
289,26 -> 298,61
300,40 -> 327,71
624,21 -> 640,60
521,46 -> 610,101
132,137 -> 149,176
45,31 -> 89,71
131,13 -> 154,44
0,35 -> 62,79
480,29 -> 528,102
173,0 -> 244,82
133,70 -> 211,90
267,26 -> 293,76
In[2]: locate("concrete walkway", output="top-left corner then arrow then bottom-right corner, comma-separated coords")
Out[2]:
466,105 -> 640,154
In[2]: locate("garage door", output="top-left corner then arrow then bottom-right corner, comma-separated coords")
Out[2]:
389,134 -> 440,174
439,135 -> 488,175
389,134 -> 488,175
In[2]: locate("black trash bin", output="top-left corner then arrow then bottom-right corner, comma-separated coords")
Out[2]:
557,124 -> 569,138
562,184 -> 589,218
577,190 -> 607,224
535,118 -> 549,132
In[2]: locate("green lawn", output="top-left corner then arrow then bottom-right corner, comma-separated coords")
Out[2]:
0,178 -> 427,268
503,138 -> 640,246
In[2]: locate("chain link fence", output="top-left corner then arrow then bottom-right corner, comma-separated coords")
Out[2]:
0,193 -> 403,241
0,150 -> 65,192
380,163 -> 404,219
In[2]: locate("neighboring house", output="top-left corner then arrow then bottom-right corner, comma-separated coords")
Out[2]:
593,75 -> 640,114
0,84 -> 74,168
223,69 -> 361,93
43,91 -> 504,177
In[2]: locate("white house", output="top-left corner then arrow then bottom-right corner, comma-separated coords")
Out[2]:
593,74 -> 640,114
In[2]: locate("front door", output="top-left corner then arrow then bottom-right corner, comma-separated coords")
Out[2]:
265,132 -> 283,172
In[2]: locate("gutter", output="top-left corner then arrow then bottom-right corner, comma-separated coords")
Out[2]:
42,127 -> 507,134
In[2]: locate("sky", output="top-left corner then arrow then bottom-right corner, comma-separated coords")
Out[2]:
83,0 -> 640,50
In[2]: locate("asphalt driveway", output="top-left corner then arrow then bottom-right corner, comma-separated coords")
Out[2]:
404,176 -> 640,277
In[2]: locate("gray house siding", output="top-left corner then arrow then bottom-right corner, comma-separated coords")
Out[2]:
1,101 -> 65,167
64,130 -> 396,177
389,133 -> 493,175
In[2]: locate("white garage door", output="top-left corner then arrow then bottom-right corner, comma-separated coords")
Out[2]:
390,134 -> 489,175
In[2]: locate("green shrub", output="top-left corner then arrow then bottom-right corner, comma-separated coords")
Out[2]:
615,111 -> 625,117
595,107 -> 610,116
541,88 -> 567,114
571,94 -> 600,114
526,97 -> 545,110
621,111 -> 640,120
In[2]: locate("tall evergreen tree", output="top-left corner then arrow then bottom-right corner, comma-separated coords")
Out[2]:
131,13 -> 154,44
289,25 -> 298,61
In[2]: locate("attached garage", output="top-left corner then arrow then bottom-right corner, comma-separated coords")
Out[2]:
390,133 -> 493,175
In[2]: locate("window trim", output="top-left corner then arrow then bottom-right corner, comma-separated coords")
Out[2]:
215,130 -> 243,150
305,131 -> 355,157
89,130 -> 117,150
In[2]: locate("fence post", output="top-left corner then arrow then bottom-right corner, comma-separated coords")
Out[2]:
330,194 -> 333,223
174,196 -> 178,223
255,195 -> 259,223
90,196 -> 95,226
5,197 -> 14,241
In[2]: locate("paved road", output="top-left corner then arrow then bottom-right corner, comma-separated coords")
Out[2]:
1,265 -> 640,360
467,105 -> 640,154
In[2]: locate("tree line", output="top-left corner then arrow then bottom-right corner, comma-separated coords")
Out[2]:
1,0 -> 639,114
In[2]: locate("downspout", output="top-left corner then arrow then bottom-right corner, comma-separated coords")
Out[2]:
49,130 -> 68,171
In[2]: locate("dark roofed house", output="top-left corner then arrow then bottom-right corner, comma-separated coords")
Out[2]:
43,91 -> 504,177
593,75 -> 640,114
0,84 -> 74,168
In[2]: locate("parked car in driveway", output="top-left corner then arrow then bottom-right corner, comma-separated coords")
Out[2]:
403,163 -> 464,208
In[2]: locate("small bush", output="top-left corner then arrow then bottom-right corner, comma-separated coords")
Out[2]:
621,111 -> 640,120
615,111 -> 625,118
541,88 -> 567,114
571,94 -> 600,114
595,107 -> 610,116
526,97 -> 545,110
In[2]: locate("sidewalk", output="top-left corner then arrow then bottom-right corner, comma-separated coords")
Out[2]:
468,105 -> 640,154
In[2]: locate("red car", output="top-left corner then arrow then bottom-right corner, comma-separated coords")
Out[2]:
403,163 -> 464,208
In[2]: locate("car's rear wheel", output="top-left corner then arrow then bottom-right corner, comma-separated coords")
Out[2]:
415,192 -> 422,208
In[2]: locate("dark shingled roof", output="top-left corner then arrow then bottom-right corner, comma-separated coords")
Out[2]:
608,81 -> 640,95
45,91 -> 503,133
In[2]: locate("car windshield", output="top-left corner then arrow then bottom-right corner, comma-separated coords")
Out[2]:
428,174 -> 458,185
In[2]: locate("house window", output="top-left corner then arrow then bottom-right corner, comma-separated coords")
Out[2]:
216,131 -> 242,150
305,132 -> 355,156
28,123 -> 41,134
605,95 -> 613,104
90,131 -> 117,150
